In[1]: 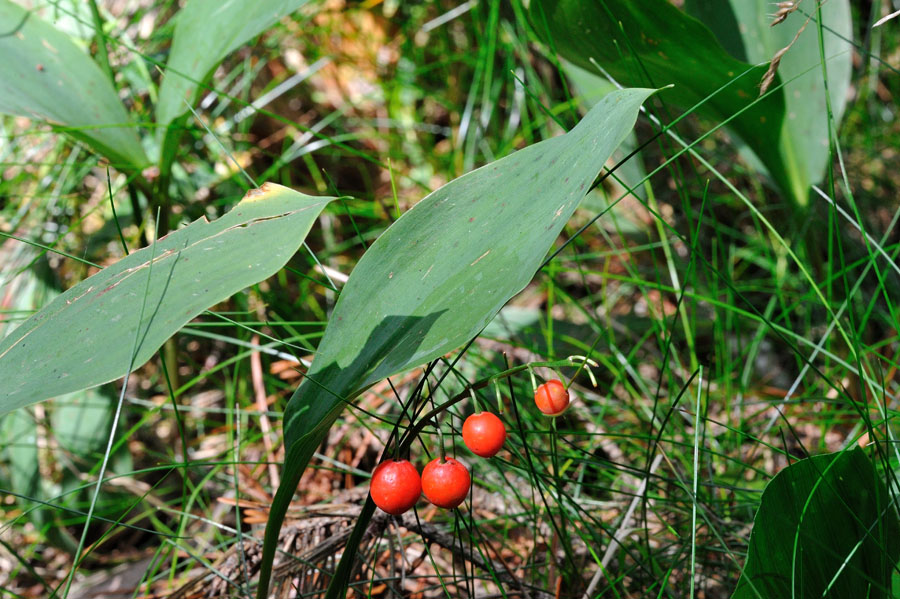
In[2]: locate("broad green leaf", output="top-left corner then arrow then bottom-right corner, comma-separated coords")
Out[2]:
283,87 -> 656,447
563,59 -> 648,231
0,243 -> 118,460
51,387 -> 115,457
255,87 -> 656,599
155,0 -> 309,130
530,0 -> 805,206
0,0 -> 148,169
0,410 -> 40,506
687,0 -> 852,206
0,183 -> 333,415
0,247 -> 102,551
733,448 -> 900,599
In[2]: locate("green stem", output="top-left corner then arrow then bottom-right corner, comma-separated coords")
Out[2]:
87,0 -> 114,86
396,358 -> 571,456
163,338 -> 179,395
436,419 -> 446,461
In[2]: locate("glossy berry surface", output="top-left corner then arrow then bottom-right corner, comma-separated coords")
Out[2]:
534,379 -> 570,416
421,457 -> 471,509
370,459 -> 421,515
462,412 -> 506,457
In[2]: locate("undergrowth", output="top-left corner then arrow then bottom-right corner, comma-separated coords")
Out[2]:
1,1 -> 899,598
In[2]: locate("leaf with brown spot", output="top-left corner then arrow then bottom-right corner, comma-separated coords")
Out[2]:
0,0 -> 147,168
0,184 -> 333,415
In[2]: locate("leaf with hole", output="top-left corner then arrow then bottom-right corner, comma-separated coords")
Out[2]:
0,1 -> 148,169
733,447 -> 900,599
0,184 -> 333,415
255,87 -> 657,599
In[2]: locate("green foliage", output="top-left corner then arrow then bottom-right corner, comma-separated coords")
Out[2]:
0,184 -> 332,415
687,0 -> 852,206
255,87 -> 656,598
0,247 -> 125,552
155,0 -> 310,131
530,0 -> 783,193
282,88 -> 653,449
0,410 -> 41,511
0,0 -> 147,169
51,387 -> 116,457
0,0 -> 311,174
734,448 -> 900,598
1,1 -> 897,596
531,0 -> 850,207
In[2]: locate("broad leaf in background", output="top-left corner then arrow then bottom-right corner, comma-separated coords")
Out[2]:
686,0 -> 852,206
563,60 -> 648,234
531,0 -> 806,206
0,184 -> 333,415
0,0 -> 148,169
0,243 -> 115,552
255,87 -> 657,599
155,0 -> 310,130
51,387 -> 116,458
733,448 -> 900,599
0,410 -> 41,515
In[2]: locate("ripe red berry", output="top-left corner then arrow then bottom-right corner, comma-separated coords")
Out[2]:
534,379 -> 570,416
462,412 -> 506,458
370,459 -> 421,515
421,457 -> 471,509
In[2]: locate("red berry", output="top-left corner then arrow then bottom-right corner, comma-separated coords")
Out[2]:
462,412 -> 506,458
421,457 -> 471,509
534,379 -> 570,416
370,459 -> 421,515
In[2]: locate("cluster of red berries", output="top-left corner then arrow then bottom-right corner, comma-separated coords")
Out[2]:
369,455 -> 472,515
369,379 -> 570,515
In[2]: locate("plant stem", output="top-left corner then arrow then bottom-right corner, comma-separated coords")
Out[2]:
87,0 -> 114,86
396,358 -> 570,455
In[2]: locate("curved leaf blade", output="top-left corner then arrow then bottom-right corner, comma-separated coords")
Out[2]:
0,183 -> 333,415
283,87 -> 656,448
254,87 -> 656,599
688,0 -> 852,205
734,448 -> 900,599
156,0 -> 309,129
530,0 -> 803,204
0,1 -> 148,169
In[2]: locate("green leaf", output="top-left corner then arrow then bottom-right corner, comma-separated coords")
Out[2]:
51,387 -> 115,458
155,0 -> 310,130
0,244 -> 118,539
0,183 -> 333,415
0,1 -> 148,169
530,0 -> 805,205
283,87 -> 655,447
734,447 -> 900,599
687,0 -> 852,206
0,409 -> 41,505
255,87 -> 656,599
563,59 -> 649,225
